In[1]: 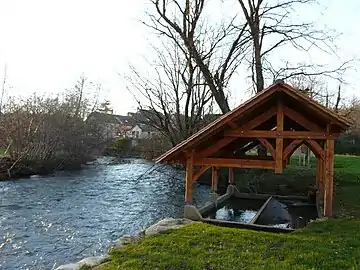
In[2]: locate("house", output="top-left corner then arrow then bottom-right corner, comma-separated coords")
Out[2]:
86,112 -> 136,140
86,112 -> 120,139
127,124 -> 160,139
128,109 -> 164,127
86,111 -> 162,141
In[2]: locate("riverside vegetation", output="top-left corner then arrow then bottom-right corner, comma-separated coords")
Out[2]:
87,155 -> 360,270
0,77 -> 113,180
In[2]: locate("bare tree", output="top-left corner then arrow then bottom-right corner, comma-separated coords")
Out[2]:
237,0 -> 352,93
125,39 -> 214,146
0,64 -> 7,115
1,76 -> 104,176
146,0 -> 250,113
289,74 -> 348,110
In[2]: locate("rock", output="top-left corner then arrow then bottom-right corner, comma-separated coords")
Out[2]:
55,255 -> 106,270
309,217 -> 329,224
144,218 -> 194,237
114,235 -> 141,249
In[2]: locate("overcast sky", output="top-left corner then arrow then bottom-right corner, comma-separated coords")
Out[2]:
0,0 -> 359,115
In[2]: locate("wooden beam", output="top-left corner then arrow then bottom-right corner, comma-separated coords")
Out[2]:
257,139 -> 275,158
275,100 -> 284,173
228,168 -> 235,184
199,137 -> 237,158
283,139 -> 303,160
324,132 -> 335,217
228,122 -> 238,129
194,158 -> 275,169
225,130 -> 340,140
281,86 -> 350,130
234,107 -> 277,132
283,106 -> 323,132
198,109 -> 277,158
250,196 -> 273,224
193,166 -> 210,183
305,140 -> 325,160
185,150 -> 194,204
211,167 -> 219,192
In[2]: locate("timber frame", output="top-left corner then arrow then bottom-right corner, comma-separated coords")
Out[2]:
156,82 -> 351,217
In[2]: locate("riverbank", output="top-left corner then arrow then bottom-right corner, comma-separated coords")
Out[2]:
84,155 -> 360,269
0,156 -> 91,180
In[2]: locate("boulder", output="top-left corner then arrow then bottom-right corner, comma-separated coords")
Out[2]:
144,218 -> 194,237
114,235 -> 141,249
55,255 -> 106,270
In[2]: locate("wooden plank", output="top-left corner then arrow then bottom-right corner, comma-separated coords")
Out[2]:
275,100 -> 284,173
305,140 -> 325,160
228,168 -> 235,184
211,167 -> 219,192
225,130 -> 340,140
257,139 -> 275,158
193,166 -> 210,183
193,158 -> 275,169
185,150 -> 194,204
283,139 -> 303,160
202,218 -> 294,233
249,196 -> 273,224
283,106 -> 323,131
233,192 -> 309,201
324,138 -> 335,217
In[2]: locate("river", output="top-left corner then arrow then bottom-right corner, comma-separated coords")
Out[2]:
0,158 -> 212,270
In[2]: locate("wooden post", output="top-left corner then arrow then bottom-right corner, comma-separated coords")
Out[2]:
185,150 -> 194,204
275,99 -> 284,173
316,158 -> 324,201
212,167 -> 219,192
228,167 -> 234,185
316,158 -> 321,190
324,137 -> 334,217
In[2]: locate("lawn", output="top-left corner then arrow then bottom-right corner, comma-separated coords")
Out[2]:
98,155 -> 360,270
0,147 -> 7,157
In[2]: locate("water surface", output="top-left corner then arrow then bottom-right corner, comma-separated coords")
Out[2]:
0,158 -> 212,270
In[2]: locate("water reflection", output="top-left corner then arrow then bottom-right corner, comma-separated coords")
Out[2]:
0,158 -> 212,270
206,198 -> 266,223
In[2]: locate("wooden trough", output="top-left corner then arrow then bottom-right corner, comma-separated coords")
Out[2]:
185,184 -> 319,233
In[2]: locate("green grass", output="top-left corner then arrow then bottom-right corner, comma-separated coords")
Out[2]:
98,155 -> 360,270
0,148 -> 7,157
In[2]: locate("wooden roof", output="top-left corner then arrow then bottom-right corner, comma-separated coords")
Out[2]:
155,82 -> 351,164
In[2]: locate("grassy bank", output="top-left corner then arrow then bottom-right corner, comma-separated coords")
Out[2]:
98,155 -> 360,270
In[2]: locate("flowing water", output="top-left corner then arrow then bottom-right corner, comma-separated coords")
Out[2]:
0,158 -> 212,270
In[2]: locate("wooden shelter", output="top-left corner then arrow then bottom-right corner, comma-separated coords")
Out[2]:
155,81 -> 351,217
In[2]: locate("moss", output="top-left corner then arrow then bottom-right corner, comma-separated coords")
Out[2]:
98,155 -> 360,270
79,264 -> 93,270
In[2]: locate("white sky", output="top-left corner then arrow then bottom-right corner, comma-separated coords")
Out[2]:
0,0 -> 359,115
